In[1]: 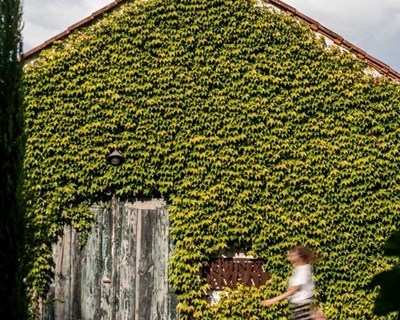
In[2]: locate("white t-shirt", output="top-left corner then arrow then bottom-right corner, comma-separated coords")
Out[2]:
288,264 -> 315,304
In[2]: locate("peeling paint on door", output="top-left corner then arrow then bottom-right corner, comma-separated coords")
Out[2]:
41,198 -> 178,320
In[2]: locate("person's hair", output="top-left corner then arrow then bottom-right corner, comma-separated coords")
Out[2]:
290,244 -> 318,264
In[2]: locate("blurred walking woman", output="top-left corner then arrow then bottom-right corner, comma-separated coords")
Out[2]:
261,245 -> 317,320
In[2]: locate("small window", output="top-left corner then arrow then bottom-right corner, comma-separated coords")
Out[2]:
203,253 -> 270,305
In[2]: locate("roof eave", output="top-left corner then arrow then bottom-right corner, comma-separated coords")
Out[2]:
23,0 -> 400,81
23,0 -> 126,59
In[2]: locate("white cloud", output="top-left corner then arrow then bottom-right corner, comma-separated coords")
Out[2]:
284,0 -> 400,70
22,0 -> 111,51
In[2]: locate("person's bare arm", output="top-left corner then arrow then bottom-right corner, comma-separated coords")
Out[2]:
260,286 -> 300,307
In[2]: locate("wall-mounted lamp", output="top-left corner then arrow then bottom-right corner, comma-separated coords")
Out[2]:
106,149 -> 124,166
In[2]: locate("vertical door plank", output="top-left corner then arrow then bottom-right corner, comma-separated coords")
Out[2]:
116,204 -> 138,320
53,225 -> 72,320
137,209 -> 156,319
79,206 -> 105,319
69,223 -> 82,318
168,233 -> 179,320
152,207 -> 169,320
109,196 -> 122,320
100,203 -> 113,319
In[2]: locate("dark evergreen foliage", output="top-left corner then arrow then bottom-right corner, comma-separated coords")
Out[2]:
371,229 -> 400,319
0,0 -> 26,318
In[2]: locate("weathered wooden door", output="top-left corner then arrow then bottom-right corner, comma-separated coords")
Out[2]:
41,198 -> 177,320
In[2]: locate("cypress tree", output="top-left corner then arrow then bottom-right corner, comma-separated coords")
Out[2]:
0,0 -> 26,318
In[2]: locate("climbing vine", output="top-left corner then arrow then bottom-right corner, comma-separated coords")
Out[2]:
23,0 -> 400,318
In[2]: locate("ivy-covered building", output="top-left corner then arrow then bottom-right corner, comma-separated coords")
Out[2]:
23,0 -> 400,319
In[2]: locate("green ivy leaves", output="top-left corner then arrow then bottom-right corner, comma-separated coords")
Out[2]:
23,0 -> 400,318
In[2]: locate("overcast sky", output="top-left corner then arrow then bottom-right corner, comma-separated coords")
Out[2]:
22,0 -> 400,71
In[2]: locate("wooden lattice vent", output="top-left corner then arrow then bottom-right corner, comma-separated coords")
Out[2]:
204,257 -> 270,290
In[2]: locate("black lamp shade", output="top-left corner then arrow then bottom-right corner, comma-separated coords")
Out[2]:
106,149 -> 124,166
